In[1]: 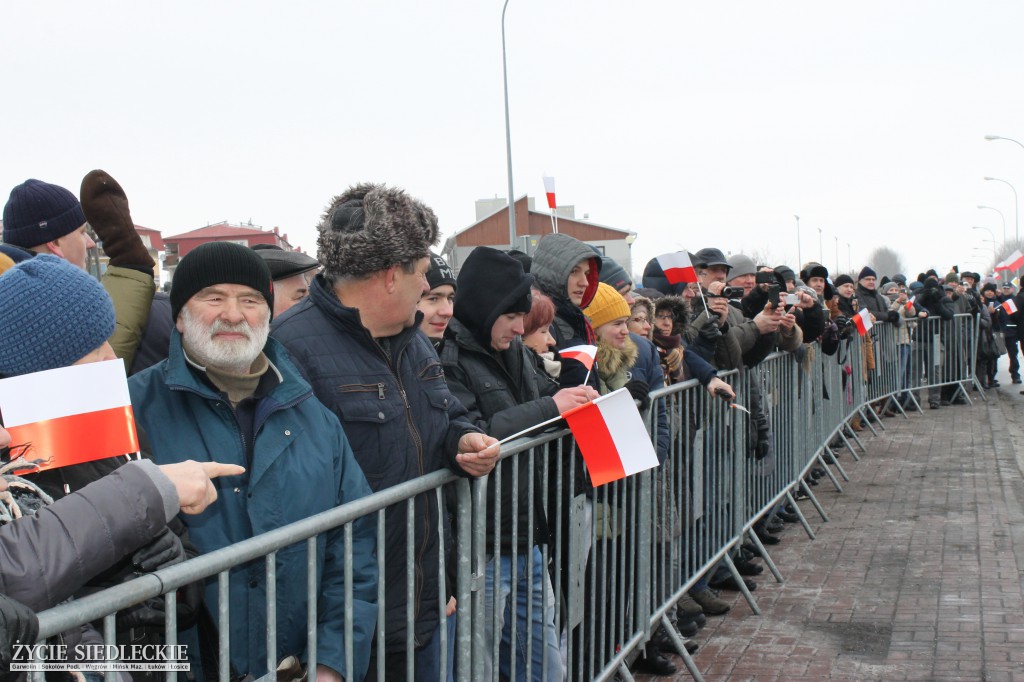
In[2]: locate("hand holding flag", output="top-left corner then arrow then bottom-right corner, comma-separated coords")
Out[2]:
1002,298 -> 1018,315
852,308 -> 873,336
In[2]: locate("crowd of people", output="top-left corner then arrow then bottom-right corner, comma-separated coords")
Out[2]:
0,171 -> 1017,681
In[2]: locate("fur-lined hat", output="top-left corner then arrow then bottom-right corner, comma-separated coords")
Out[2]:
654,296 -> 689,336
317,182 -> 439,278
630,295 -> 654,322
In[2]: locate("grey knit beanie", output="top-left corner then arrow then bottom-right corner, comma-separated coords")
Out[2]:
317,183 -> 439,278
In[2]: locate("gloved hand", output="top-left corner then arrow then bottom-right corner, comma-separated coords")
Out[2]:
624,379 -> 651,412
697,320 -> 722,344
132,527 -> 186,572
80,170 -> 155,271
0,594 -> 39,667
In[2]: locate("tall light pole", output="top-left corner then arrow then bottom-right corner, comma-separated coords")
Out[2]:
501,0 -> 517,246
834,235 -> 839,275
794,215 -> 801,269
847,242 -> 851,274
817,227 -> 823,263
972,225 -> 998,273
984,176 -> 1018,243
978,204 -> 1006,243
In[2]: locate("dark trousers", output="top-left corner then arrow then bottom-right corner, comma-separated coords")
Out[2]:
1007,334 -> 1020,377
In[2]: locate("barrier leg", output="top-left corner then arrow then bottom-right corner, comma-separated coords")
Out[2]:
844,423 -> 867,452
786,491 -> 816,541
905,390 -> 923,414
821,448 -> 848,485
954,381 -> 976,405
617,664 -> 637,682
838,430 -> 862,461
798,479 -> 829,523
885,395 -> 910,420
861,404 -> 883,434
721,552 -> 760,615
745,528 -> 784,583
971,375 -> 988,400
659,613 -> 705,682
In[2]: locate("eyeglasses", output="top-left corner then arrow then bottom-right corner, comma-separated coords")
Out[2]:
655,313 -> 675,321
631,316 -> 650,324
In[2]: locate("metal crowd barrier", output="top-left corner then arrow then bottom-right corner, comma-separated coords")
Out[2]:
26,315 -> 982,682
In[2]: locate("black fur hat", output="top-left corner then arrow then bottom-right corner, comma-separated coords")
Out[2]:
317,182 -> 439,278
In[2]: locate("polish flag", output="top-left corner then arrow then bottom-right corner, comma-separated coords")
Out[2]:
1002,298 -> 1018,315
852,308 -> 873,336
906,295 -> 916,311
996,250 -> 1024,272
656,251 -> 698,285
0,360 -> 139,472
560,344 -> 598,371
561,387 -> 660,486
543,176 -> 556,209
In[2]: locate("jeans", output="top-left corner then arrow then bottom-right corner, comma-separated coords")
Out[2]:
897,343 -> 911,403
483,546 -> 564,681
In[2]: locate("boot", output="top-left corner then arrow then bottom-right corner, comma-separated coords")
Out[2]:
850,414 -> 864,432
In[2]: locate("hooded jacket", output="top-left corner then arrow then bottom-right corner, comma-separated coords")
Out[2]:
440,318 -> 557,554
130,332 -> 377,680
271,274 -> 478,650
531,234 -> 602,389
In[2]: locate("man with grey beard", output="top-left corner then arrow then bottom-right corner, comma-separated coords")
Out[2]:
130,242 -> 378,682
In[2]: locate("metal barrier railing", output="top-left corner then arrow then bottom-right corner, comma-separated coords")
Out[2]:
24,314 -> 981,682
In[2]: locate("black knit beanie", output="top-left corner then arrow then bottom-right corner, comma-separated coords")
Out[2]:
858,266 -> 876,281
834,274 -> 855,288
425,252 -> 456,291
454,246 -> 534,349
171,242 -> 274,322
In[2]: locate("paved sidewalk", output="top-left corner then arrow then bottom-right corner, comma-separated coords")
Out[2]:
650,386 -> 1024,681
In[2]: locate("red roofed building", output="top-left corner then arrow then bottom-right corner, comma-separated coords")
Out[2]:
162,221 -> 300,281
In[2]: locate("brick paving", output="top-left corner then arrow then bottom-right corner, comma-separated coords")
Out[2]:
645,383 -> 1024,681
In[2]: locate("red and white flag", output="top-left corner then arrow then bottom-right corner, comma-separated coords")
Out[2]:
656,251 -> 698,285
543,176 -> 556,209
1002,298 -> 1018,315
906,295 -> 916,311
996,250 -> 1024,272
0,360 -> 139,472
852,308 -> 873,336
561,387 -> 660,486
560,344 -> 597,371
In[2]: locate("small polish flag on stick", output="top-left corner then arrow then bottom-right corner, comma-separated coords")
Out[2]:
906,295 -> 916,311
1002,298 -> 1018,315
542,176 -> 557,209
656,251 -> 698,285
561,387 -> 660,486
0,360 -> 139,472
852,308 -> 873,336
560,344 -> 597,371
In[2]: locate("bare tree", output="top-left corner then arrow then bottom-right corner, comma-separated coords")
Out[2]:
866,246 -> 905,278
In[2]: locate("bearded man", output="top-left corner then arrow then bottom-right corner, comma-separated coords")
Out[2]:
130,242 -> 377,682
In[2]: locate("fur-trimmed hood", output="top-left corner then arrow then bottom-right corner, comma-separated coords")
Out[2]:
596,335 -> 638,388
630,295 -> 654,322
317,182 -> 439,278
654,296 -> 689,336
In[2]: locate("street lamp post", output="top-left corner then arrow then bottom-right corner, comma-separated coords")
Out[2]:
817,227 -> 822,263
977,204 -> 1007,243
984,176 -> 1019,243
794,215 -> 801,269
501,0 -> 516,246
834,235 -> 839,276
972,225 -> 999,274
847,242 -> 851,274
985,134 -> 1024,152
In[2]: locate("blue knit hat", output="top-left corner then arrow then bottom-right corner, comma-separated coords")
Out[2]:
0,255 -> 115,377
2,179 -> 87,248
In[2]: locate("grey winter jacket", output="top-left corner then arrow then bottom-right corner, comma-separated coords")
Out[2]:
0,459 -> 175,612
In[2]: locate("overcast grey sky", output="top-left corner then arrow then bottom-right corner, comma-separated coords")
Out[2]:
4,1 -> 1024,279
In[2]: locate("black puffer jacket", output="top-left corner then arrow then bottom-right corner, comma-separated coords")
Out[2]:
271,275 -> 479,649
441,318 -> 557,555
